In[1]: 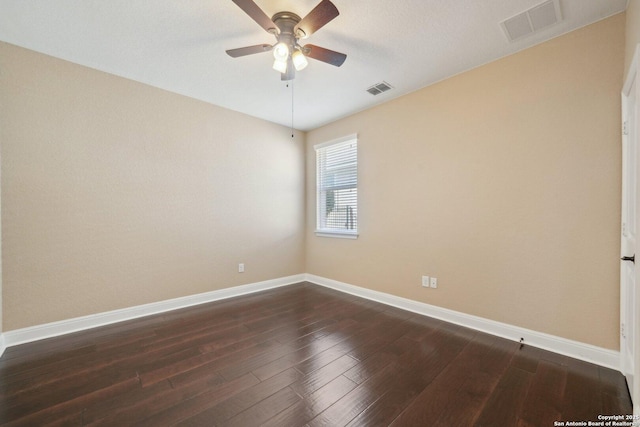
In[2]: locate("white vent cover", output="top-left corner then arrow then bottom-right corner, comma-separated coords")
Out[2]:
366,81 -> 393,96
501,0 -> 562,42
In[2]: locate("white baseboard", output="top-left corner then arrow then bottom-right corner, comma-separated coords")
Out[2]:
2,274 -> 305,350
0,273 -> 621,372
305,274 -> 620,371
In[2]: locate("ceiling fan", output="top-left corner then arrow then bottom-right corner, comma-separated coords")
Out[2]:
226,0 -> 347,81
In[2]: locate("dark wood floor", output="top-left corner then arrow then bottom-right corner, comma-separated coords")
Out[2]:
0,282 -> 632,426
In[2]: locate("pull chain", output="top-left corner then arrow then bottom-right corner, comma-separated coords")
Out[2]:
285,81 -> 294,138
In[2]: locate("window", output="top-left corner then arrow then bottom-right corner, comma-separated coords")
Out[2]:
315,135 -> 358,238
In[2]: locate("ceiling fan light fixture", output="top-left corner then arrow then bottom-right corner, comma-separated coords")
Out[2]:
272,58 -> 287,73
273,42 -> 289,61
292,49 -> 308,71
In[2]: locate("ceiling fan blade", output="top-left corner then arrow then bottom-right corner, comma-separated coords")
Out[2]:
294,0 -> 339,38
226,44 -> 272,58
231,0 -> 278,33
304,44 -> 346,67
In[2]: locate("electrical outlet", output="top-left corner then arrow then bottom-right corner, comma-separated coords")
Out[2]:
430,277 -> 437,288
422,276 -> 430,287
238,263 -> 245,273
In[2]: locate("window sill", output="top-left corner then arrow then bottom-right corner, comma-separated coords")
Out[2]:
315,230 -> 359,239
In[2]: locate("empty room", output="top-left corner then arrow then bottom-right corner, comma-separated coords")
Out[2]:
0,0 -> 639,425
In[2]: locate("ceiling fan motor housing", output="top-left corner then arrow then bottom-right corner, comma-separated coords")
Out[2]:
272,12 -> 302,48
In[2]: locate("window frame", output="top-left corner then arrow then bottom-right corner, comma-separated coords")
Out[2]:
314,134 -> 359,239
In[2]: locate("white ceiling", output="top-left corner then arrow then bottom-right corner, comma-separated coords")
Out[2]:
0,0 -> 628,131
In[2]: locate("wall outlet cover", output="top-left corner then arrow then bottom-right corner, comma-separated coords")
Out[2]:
422,276 -> 430,287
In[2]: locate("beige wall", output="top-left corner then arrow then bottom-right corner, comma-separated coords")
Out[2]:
306,14 -> 624,349
627,0 -> 640,81
0,42 -> 305,330
0,12 -> 627,350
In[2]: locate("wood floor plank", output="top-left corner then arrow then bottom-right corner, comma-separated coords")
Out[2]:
127,373 -> 260,427
402,315 -> 446,342
518,359 -> 567,426
82,379 -> 176,425
0,343 -> 137,395
271,318 -> 337,345
164,339 -> 281,389
346,388 -> 420,427
342,351 -> 396,385
313,328 -> 468,426
345,325 -> 411,362
472,366 -> 534,427
220,386 -> 302,427
346,343 -> 451,427
0,344 -> 97,380
86,372 -> 229,426
175,368 -> 302,426
246,319 -> 364,381
289,354 -> 360,397
4,327 -> 209,398
429,337 -> 517,426
0,282 -> 631,426
561,359 -> 604,422
261,375 -> 358,427
599,365 -> 633,402
388,333 -> 494,426
140,339 -> 284,386
306,361 -> 399,427
2,368 -> 139,423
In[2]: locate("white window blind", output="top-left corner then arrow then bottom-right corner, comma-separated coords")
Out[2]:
315,136 -> 358,238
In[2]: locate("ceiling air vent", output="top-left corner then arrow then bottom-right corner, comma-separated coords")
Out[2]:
501,0 -> 562,42
366,81 -> 393,96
